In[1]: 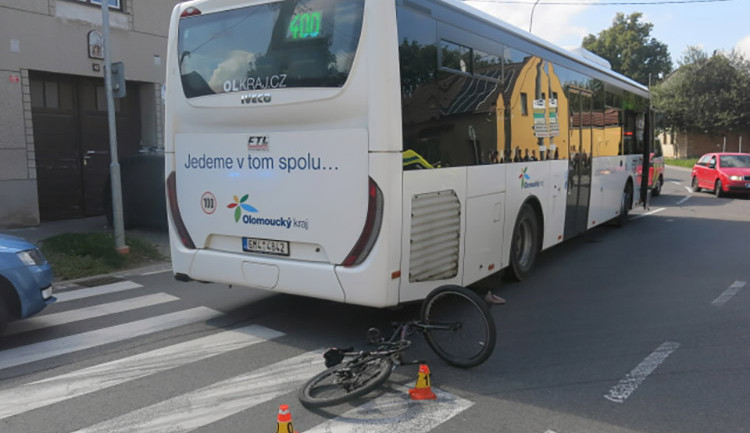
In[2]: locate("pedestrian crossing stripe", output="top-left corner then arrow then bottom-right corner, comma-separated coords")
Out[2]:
5,293 -> 179,335
54,280 -> 144,303
68,351 -> 326,433
2,279 -> 477,433
0,307 -> 222,370
305,386 -> 473,433
0,324 -> 283,420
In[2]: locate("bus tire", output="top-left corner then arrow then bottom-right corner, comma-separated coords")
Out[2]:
613,182 -> 633,228
507,203 -> 539,282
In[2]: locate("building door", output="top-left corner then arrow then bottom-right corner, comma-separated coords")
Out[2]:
30,72 -> 140,221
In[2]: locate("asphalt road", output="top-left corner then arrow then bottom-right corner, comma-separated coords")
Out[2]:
1,166 -> 748,433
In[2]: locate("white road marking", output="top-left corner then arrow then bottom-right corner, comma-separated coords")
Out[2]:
604,341 -> 680,403
630,207 -> 666,220
139,268 -> 171,276
69,351 -> 325,433
0,307 -> 222,370
0,325 -> 283,420
711,281 -> 746,307
676,195 -> 691,205
5,293 -> 179,335
305,385 -> 473,433
54,281 -> 144,303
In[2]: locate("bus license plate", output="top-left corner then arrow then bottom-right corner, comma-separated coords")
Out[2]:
242,238 -> 289,256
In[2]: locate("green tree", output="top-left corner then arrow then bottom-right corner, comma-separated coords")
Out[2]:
653,47 -> 750,135
582,12 -> 672,85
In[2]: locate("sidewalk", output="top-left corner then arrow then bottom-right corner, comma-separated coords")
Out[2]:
0,216 -> 171,259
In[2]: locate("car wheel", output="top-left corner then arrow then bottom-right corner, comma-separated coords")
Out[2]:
691,176 -> 701,192
715,180 -> 724,198
0,298 -> 8,335
652,176 -> 663,197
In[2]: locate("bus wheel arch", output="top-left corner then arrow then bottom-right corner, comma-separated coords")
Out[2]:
507,198 -> 543,282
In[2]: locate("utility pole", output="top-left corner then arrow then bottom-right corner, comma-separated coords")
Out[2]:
101,1 -> 129,254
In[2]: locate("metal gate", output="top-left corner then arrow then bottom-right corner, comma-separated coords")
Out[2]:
30,71 -> 140,221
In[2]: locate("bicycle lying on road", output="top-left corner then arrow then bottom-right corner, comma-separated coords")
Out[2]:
298,285 -> 497,408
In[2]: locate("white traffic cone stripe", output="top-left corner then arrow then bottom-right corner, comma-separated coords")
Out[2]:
0,324 -> 283,420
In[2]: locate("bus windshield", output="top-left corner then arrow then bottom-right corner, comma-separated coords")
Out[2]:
178,0 -> 364,98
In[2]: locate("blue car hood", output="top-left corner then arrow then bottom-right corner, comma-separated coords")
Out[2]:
0,233 -> 36,253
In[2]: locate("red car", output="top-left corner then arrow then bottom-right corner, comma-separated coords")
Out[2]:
691,153 -> 750,197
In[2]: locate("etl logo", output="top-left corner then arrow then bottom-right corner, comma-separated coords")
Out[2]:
248,135 -> 269,151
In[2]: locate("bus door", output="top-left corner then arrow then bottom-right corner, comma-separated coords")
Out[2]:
564,88 -> 593,239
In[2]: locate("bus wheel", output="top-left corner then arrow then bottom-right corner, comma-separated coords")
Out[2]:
508,203 -> 539,281
613,183 -> 633,228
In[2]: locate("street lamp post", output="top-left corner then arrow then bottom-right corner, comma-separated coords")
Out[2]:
101,0 -> 128,254
529,0 -> 542,33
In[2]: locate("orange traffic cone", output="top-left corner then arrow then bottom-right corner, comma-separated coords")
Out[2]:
409,364 -> 437,400
275,404 -> 298,433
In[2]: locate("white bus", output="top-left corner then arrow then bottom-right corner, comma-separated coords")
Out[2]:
165,0 -> 655,308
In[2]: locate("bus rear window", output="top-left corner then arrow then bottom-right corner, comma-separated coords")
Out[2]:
178,0 -> 364,98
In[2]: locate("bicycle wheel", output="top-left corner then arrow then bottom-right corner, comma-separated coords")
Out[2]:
420,285 -> 496,368
298,356 -> 393,408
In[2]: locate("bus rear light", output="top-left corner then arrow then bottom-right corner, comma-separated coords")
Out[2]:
342,178 -> 384,267
180,7 -> 202,18
166,171 -> 196,249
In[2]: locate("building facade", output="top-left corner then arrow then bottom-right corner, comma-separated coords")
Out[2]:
0,0 -> 181,227
660,130 -> 748,158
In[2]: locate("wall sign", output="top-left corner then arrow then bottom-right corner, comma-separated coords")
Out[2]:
88,30 -> 104,60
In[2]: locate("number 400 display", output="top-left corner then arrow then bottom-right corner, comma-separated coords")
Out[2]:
288,11 -> 322,40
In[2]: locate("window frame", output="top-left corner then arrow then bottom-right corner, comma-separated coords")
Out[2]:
68,0 -> 122,11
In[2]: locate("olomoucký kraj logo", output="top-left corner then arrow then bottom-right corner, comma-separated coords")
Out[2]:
227,194 -> 258,223
519,167 -> 543,189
